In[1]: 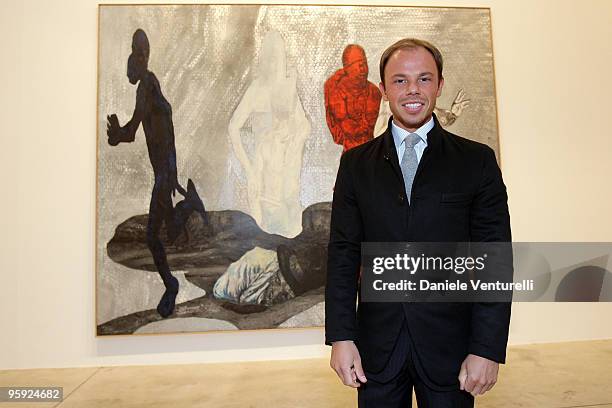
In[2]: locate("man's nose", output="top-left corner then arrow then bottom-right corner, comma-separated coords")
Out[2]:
405,81 -> 419,95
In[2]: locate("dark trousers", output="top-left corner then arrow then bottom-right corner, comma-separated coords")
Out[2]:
358,322 -> 474,408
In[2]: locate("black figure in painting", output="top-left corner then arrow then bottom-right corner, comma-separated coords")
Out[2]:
106,29 -> 207,318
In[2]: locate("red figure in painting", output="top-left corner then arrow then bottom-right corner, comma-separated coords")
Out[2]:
324,44 -> 382,152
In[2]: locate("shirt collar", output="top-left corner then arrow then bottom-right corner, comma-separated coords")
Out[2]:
391,116 -> 434,148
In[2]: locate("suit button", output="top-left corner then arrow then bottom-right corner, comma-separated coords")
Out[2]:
398,193 -> 405,204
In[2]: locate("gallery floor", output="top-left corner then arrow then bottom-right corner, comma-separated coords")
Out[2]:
1,340 -> 611,408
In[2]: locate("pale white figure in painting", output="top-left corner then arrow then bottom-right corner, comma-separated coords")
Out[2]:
228,31 -> 311,238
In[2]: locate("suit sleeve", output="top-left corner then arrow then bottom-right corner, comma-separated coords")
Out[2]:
325,151 -> 363,345
468,146 -> 513,363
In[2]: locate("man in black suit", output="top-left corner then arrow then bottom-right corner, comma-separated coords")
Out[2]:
325,38 -> 511,407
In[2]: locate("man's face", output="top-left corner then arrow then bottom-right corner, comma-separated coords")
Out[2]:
379,47 -> 444,132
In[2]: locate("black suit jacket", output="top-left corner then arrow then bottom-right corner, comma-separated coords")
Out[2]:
325,114 -> 512,389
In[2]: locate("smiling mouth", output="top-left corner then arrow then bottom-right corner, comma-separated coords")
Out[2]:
402,102 -> 425,112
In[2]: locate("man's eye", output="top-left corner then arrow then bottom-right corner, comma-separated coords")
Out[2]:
420,77 -> 431,82
394,79 -> 406,84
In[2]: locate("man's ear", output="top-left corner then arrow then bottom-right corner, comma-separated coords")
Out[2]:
437,77 -> 445,97
379,82 -> 389,101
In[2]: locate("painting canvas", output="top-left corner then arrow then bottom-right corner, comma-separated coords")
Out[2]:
96,4 -> 499,335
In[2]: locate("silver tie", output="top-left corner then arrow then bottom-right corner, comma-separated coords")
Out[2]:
400,133 -> 422,203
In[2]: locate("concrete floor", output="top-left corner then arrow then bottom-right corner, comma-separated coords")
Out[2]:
1,340 -> 611,407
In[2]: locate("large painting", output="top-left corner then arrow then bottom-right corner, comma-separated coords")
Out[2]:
96,4 -> 499,335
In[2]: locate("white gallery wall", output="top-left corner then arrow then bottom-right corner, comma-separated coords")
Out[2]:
1,0 -> 611,369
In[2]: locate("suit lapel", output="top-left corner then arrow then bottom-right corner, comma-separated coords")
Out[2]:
381,117 -> 404,185
413,113 -> 443,189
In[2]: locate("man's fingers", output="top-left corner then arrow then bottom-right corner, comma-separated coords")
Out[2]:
470,383 -> 484,397
467,374 -> 484,395
335,365 -> 349,385
352,359 -> 367,383
482,379 -> 496,394
467,376 -> 492,396
340,367 -> 359,388
463,374 -> 477,393
350,367 -> 358,384
458,362 -> 467,390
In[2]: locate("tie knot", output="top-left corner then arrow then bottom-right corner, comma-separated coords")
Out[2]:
404,133 -> 421,149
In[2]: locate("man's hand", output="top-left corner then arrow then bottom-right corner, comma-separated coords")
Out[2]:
330,340 -> 367,388
458,354 -> 499,396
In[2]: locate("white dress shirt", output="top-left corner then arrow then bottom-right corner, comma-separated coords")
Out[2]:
391,116 -> 434,164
